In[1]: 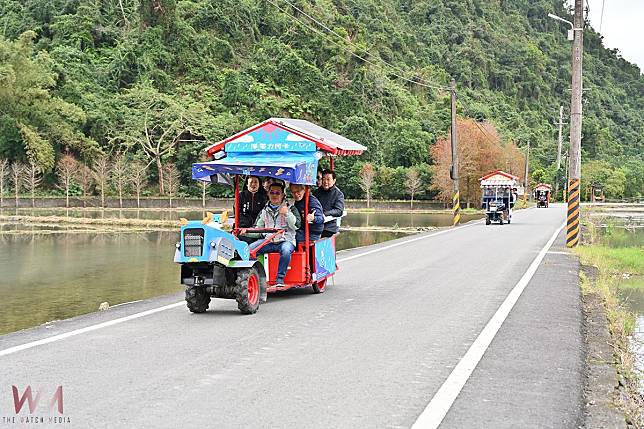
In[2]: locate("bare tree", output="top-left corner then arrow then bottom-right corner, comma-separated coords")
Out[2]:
56,154 -> 78,208
0,159 -> 8,208
24,162 -> 42,208
92,155 -> 111,208
75,163 -> 93,207
359,163 -> 376,208
405,168 -> 423,210
10,162 -> 26,208
128,160 -> 148,209
111,154 -> 129,208
162,163 -> 180,208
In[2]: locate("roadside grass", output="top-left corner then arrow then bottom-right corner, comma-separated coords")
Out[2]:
577,246 -> 644,277
576,218 -> 643,427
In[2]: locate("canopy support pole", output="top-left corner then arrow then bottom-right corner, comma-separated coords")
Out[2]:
305,186 -> 310,283
234,176 -> 240,229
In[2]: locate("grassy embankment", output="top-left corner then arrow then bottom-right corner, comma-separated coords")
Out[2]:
576,218 -> 643,426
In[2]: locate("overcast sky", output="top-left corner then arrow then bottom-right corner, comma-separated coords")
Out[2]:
584,0 -> 644,71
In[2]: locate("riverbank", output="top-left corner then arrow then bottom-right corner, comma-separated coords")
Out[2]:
0,206 -> 488,235
1,196 -> 537,214
577,212 -> 644,428
1,196 -> 452,211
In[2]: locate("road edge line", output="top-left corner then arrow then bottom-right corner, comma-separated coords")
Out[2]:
411,222 -> 566,429
0,302 -> 185,358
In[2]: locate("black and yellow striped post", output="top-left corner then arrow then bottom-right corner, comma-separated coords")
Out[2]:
566,179 -> 581,247
452,191 -> 461,226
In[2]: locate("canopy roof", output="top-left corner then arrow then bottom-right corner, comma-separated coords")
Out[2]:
534,183 -> 552,191
205,118 -> 366,157
195,118 -> 365,185
193,151 -> 321,185
479,170 -> 519,187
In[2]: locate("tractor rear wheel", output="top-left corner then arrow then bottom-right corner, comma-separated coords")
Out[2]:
312,278 -> 327,294
235,267 -> 261,314
185,285 -> 210,313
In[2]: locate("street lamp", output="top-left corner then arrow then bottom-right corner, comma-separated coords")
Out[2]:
547,13 -> 574,41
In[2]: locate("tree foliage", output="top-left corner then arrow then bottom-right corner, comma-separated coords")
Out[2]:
0,0 -> 641,201
432,118 -> 525,206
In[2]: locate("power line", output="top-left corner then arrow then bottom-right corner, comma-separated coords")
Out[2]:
266,0 -> 450,91
599,0 -> 605,32
455,96 -> 500,144
279,0 -> 449,90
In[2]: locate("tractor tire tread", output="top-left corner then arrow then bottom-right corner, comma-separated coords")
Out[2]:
235,268 -> 260,314
185,285 -> 210,313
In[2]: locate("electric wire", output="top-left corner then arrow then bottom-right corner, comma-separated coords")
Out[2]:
279,0 -> 450,90
266,0 -> 451,91
455,95 -> 500,144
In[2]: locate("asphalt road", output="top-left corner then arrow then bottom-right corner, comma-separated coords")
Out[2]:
0,204 -> 583,428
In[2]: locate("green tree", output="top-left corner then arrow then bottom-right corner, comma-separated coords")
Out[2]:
109,83 -> 216,194
0,31 -> 98,171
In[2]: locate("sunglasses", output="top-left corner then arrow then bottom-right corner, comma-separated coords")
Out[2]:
269,191 -> 282,196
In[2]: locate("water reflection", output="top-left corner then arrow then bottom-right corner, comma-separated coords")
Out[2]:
592,212 -> 644,394
0,232 -> 181,334
0,229 -> 411,334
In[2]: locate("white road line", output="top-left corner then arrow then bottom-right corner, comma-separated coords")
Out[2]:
0,220 -> 482,358
0,302 -> 185,357
411,222 -> 566,429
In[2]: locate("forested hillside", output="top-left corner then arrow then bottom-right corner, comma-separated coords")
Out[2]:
1,0 -> 642,201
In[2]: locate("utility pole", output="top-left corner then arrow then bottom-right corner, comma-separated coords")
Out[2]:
556,106 -> 564,170
450,79 -> 460,226
567,0 -> 584,247
524,141 -> 530,201
554,105 -> 566,200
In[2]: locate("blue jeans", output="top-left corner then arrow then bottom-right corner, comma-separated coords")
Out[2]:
249,240 -> 295,283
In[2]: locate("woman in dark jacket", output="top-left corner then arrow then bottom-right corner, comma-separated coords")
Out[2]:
238,175 -> 268,228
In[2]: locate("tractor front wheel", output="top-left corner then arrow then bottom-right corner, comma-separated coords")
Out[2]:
185,285 -> 210,313
235,267 -> 261,314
